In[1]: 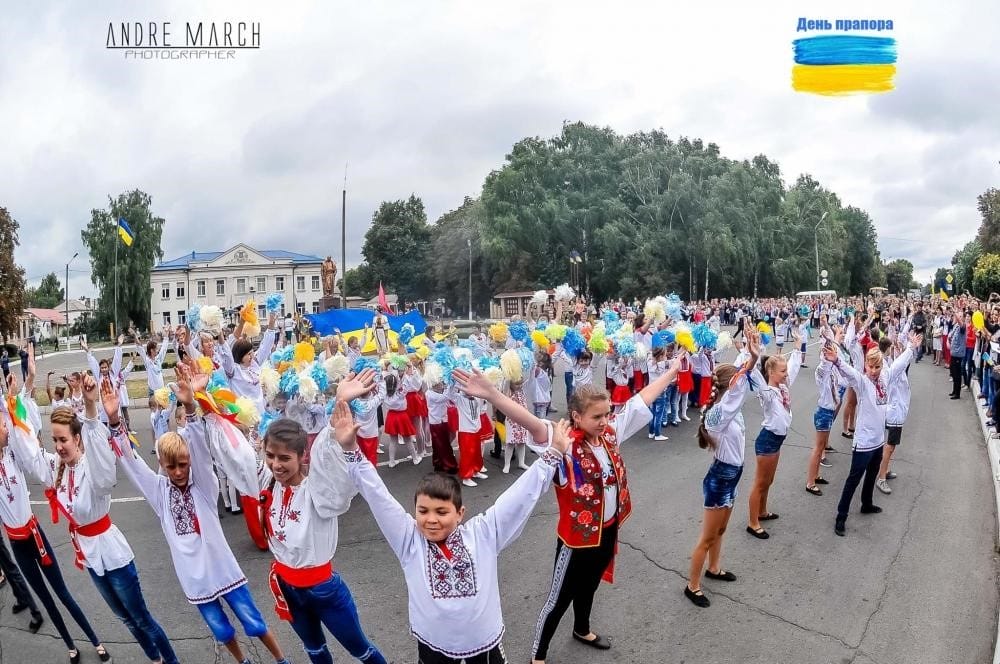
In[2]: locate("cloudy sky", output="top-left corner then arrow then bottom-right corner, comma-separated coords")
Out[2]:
3,0 -> 997,301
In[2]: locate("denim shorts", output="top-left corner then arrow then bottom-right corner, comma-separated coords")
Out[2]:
196,585 -> 268,643
813,406 -> 836,432
754,428 -> 787,456
703,459 -> 743,509
885,425 -> 903,446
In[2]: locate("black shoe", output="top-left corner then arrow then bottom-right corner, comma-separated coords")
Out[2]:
950,396 -> 961,400
814,477 -> 830,485
860,505 -> 883,514
69,649 -> 81,664
29,614 -> 44,633
11,603 -> 28,614
746,526 -> 770,539
834,521 -> 846,536
684,585 -> 711,607
705,569 -> 737,581
488,450 -> 502,459
572,632 -> 611,650
824,445 -> 835,452
841,432 -> 853,439
97,646 -> 112,663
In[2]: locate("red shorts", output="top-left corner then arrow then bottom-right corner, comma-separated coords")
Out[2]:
633,370 -> 646,391
384,410 -> 417,437
405,391 -> 429,419
357,435 -> 379,466
611,384 -> 632,406
478,412 -> 493,442
457,431 -> 485,480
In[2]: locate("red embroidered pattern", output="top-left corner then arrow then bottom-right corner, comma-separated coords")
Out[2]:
426,530 -> 477,599
169,485 -> 199,536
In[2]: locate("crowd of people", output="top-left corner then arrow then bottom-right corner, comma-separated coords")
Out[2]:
0,288 -> 996,664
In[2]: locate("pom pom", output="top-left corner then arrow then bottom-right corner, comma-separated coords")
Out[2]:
634,341 -> 648,360
544,324 -> 568,342
324,355 -> 348,382
477,355 -> 501,371
644,298 -> 666,324
500,349 -> 523,383
613,334 -> 635,358
509,321 -> 529,342
244,321 -> 261,338
665,293 -> 684,321
531,330 -> 550,349
353,357 -> 382,375
562,328 -> 586,359
399,323 -> 415,346
294,342 -> 315,366
534,320 -> 547,331
756,321 -> 773,336
200,305 -> 223,333
716,331 -> 733,352
186,305 -> 202,331
588,327 -> 609,354
265,293 -> 284,314
310,362 -> 330,392
235,397 -> 261,428
651,329 -> 675,349
516,346 -> 535,373
208,369 -> 229,393
271,345 -> 294,366
196,356 -> 215,375
241,299 -> 259,325
530,290 -> 549,305
279,368 -> 300,397
415,345 -> 430,360
153,387 -> 171,409
483,366 -> 505,386
489,322 -> 509,343
692,323 -> 719,351
261,366 -> 281,401
432,346 -> 457,384
761,333 -> 773,347
298,373 -> 318,401
674,328 -> 696,353
388,354 -> 410,371
554,283 -> 575,302
601,310 -> 622,336
797,305 -> 811,317
258,411 -> 278,437
424,361 -> 444,386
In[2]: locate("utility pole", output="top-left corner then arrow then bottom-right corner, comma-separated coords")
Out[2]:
814,211 -> 828,290
65,252 -> 78,349
341,164 -> 347,309
467,238 -> 473,321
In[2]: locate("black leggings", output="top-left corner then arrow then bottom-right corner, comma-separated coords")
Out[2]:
532,523 -> 618,660
417,642 -> 507,663
0,534 -> 39,616
9,528 -> 102,650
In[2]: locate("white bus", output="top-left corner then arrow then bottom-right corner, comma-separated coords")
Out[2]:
795,290 -> 837,299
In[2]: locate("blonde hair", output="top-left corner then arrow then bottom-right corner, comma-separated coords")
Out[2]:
865,347 -> 883,368
567,384 -> 611,428
697,364 -> 740,450
156,432 -> 189,465
50,407 -> 82,489
760,355 -> 787,384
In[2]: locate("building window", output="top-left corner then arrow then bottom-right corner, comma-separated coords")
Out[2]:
275,276 -> 285,291
280,304 -> 286,317
296,276 -> 306,292
216,279 -> 225,296
296,302 -> 306,315
236,278 -> 247,294
504,298 -> 520,317
258,305 -> 266,320
311,275 -> 320,291
178,311 -> 186,325
162,312 -> 172,326
161,283 -> 170,299
176,282 -> 185,298
312,301 -> 320,314
257,277 -> 266,293
197,280 -> 206,297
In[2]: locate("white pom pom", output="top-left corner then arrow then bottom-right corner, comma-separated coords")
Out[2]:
199,305 -> 223,333
554,283 -> 575,302
261,367 -> 280,402
634,342 -> 648,360
484,366 -> 504,386
423,361 -> 444,386
298,373 -> 318,402
454,347 -> 473,362
531,290 -> 549,305
716,331 -> 733,352
324,355 -> 349,382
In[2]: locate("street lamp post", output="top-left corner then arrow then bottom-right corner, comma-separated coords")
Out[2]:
65,252 -> 78,350
467,238 -> 473,321
814,211 -> 828,290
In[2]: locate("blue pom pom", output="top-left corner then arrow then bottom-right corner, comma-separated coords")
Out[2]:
208,370 -> 229,392
534,320 -> 547,332
761,333 -> 773,347
601,310 -> 622,336
478,355 -> 501,370
665,293 -> 684,321
353,357 -> 381,375
652,329 -> 675,349
186,305 -> 202,331
399,323 -> 415,346
458,339 -> 478,351
516,346 -> 535,373
614,335 -> 636,358
258,411 -> 278,437
265,293 -> 284,314
562,328 -> 586,359
279,368 -> 300,397
509,321 -> 529,342
311,362 -> 329,392
692,323 -> 718,351
325,400 -> 335,417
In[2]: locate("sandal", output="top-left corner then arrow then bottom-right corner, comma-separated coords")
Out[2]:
705,569 -> 737,581
758,512 -> 779,521
746,526 -> 770,539
684,585 -> 710,608
806,485 -> 823,496
96,645 -> 111,663
814,476 -> 829,485
69,649 -> 80,664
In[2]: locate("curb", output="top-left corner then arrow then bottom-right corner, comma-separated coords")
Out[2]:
971,376 -> 1000,664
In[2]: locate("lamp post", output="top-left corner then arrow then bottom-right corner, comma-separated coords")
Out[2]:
467,238 -> 473,321
814,211 -> 828,290
65,252 -> 78,349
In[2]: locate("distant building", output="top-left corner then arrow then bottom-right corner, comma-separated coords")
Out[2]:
55,297 -> 96,328
149,244 -> 330,332
18,308 -> 66,342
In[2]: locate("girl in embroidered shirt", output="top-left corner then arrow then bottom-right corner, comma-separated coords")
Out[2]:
500,377 -> 531,474
384,373 -> 423,467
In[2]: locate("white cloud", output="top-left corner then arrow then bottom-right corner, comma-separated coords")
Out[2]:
2,0 -> 997,300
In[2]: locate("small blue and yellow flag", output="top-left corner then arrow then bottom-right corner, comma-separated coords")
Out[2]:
117,218 -> 134,247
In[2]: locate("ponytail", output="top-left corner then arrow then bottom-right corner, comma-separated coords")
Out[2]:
696,364 -> 739,450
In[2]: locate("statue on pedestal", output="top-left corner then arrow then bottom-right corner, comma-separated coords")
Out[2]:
321,257 -> 337,297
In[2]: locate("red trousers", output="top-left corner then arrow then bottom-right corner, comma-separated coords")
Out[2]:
430,422 -> 458,473
357,436 -> 379,467
457,431 -> 484,480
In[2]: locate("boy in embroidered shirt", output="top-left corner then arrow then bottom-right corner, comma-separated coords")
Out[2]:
333,392 -> 570,664
116,365 -> 291,664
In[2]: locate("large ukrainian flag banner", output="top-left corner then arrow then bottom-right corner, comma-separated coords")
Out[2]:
304,308 -> 431,354
792,35 -> 896,95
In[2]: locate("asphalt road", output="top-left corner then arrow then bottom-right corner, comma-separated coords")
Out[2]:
1,344 -> 997,664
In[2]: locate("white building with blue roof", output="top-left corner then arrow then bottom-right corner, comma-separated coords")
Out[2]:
149,243 -> 331,332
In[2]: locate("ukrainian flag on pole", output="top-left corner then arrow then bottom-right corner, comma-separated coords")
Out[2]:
117,218 -> 134,247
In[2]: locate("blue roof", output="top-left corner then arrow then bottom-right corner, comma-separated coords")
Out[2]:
153,248 -> 323,271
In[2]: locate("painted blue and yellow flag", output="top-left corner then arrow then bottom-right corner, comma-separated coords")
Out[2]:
117,218 -> 134,247
792,35 -> 897,95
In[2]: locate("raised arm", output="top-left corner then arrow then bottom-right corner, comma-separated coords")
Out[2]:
2,410 -> 55,486
637,352 -> 684,406
886,336 -> 918,384
453,369 -> 550,443
111,337 -> 124,376
255,318 -> 278,365
83,376 -> 125,495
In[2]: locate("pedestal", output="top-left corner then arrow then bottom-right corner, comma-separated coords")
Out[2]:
319,296 -> 340,312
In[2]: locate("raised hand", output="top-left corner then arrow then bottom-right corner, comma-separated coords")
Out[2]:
336,369 -> 376,402
909,332 -> 924,350
117,334 -> 125,346
822,343 -> 839,363
99,377 -> 120,421
330,399 -> 360,450
0,414 -> 8,447
82,374 -> 99,403
452,368 -> 497,400
80,338 -> 89,353
550,419 -> 572,455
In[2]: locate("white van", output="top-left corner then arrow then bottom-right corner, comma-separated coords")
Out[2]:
795,290 -> 837,299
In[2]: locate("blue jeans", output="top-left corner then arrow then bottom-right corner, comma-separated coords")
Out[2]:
564,371 -> 574,403
836,446 -> 883,522
648,394 -> 667,435
279,573 -> 386,664
196,584 -> 269,643
662,384 -> 678,424
89,561 -> 178,664
963,351 -> 976,387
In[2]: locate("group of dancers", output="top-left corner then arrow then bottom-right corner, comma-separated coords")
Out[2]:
0,292 -> 930,664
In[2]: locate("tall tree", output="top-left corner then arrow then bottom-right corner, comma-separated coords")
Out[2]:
841,207 -> 881,295
976,188 -> 1000,254
337,264 -> 379,301
428,197 -> 491,317
361,195 -> 431,304
0,208 -> 27,341
973,253 -> 1000,299
26,272 -> 64,309
952,240 -> 982,295
80,189 -> 165,333
884,258 -> 914,294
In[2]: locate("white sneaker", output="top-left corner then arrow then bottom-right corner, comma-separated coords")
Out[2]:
648,434 -> 655,439
682,414 -> 691,421
518,463 -> 530,470
412,455 -> 422,465
479,467 -> 487,473
377,447 -> 385,454
876,478 -> 892,494
388,461 -> 398,468
474,472 -> 489,479
654,435 -> 669,441
672,419 -> 681,425
502,466 -> 510,474
462,478 -> 478,487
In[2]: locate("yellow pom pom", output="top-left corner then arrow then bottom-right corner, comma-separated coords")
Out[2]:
415,345 -> 430,360
244,321 -> 261,338
241,299 -> 259,325
531,330 -> 549,349
489,323 -> 509,343
756,321 -> 773,335
675,329 -> 696,353
196,356 -> 214,374
235,397 -> 261,427
294,342 -> 315,365
153,387 -> 171,409
500,349 -> 523,383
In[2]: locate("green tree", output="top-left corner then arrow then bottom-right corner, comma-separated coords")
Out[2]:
80,189 -> 165,333
976,188 -> 1000,254
952,240 -> 982,295
338,264 -> 379,301
841,207 -> 881,295
884,258 -> 914,294
26,272 -> 64,309
428,197 -> 491,317
973,253 -> 1000,299
0,207 -> 27,341
361,195 -> 431,304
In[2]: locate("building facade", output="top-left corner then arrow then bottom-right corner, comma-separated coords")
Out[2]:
149,244 -> 332,333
